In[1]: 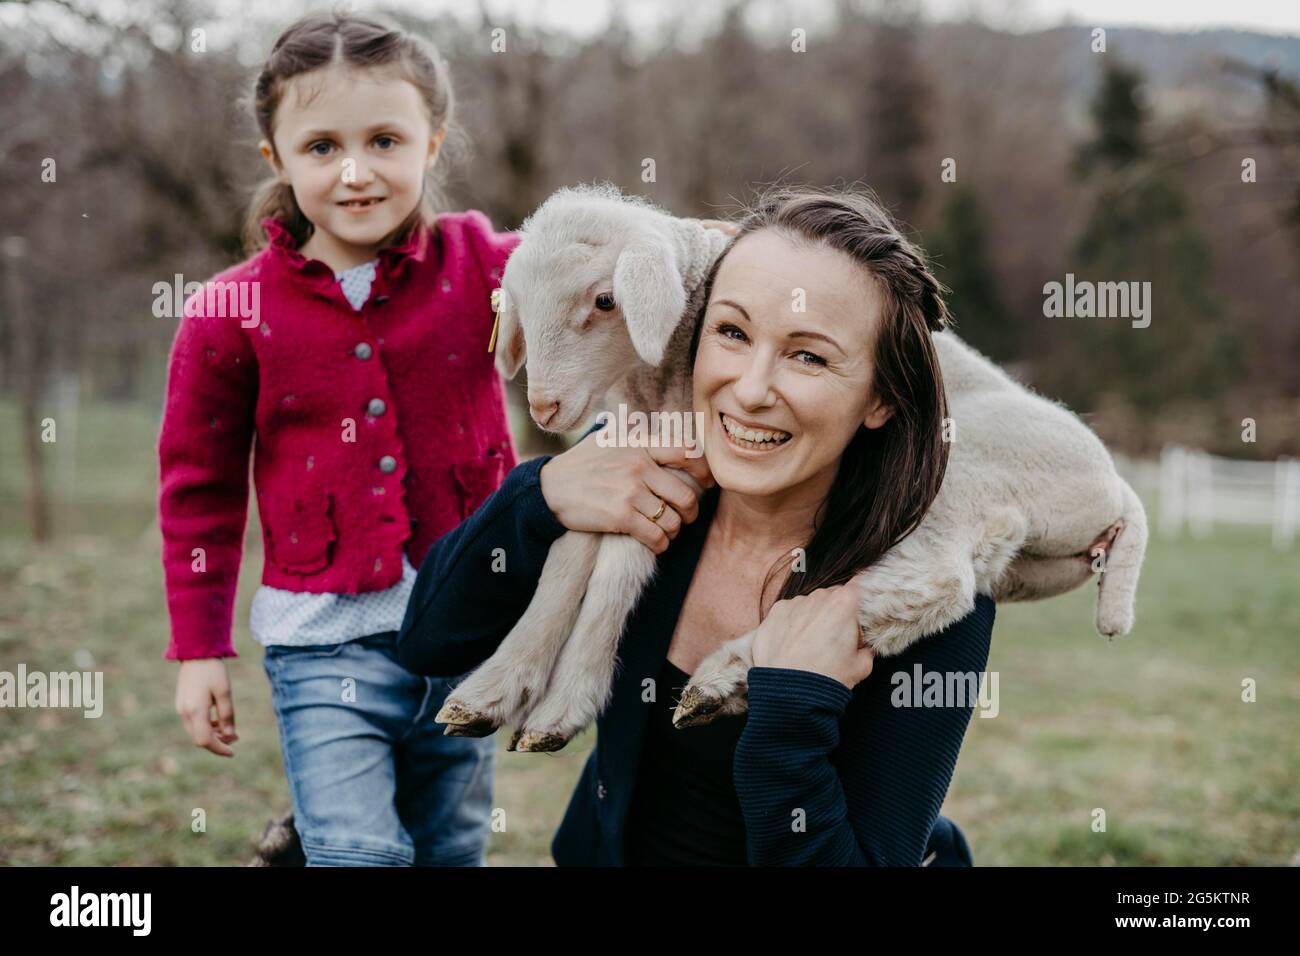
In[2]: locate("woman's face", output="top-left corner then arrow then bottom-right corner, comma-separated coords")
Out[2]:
693,228 -> 894,498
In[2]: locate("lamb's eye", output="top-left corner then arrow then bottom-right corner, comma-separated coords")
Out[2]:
594,292 -> 616,312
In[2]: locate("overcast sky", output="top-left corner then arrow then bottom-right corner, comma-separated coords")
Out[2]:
7,1 -> 1296,50
452,0 -> 1300,38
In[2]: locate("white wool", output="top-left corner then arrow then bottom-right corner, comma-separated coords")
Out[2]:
439,183 -> 1148,744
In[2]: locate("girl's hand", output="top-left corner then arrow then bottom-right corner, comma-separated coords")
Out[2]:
175,659 -> 239,757
751,583 -> 874,690
539,427 -> 715,554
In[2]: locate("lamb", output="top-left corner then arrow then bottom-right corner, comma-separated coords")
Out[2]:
434,182 -> 1148,749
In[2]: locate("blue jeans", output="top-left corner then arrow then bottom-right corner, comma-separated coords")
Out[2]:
262,631 -> 494,866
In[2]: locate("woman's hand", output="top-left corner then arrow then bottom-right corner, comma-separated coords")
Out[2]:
175,659 -> 239,757
539,427 -> 715,554
751,583 -> 874,690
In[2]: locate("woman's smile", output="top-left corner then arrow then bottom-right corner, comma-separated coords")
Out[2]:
717,411 -> 794,455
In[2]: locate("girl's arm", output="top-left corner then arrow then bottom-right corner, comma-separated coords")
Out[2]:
733,594 -> 995,865
158,294 -> 259,661
397,453 -> 568,677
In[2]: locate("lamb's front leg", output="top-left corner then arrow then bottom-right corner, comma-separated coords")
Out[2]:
512,534 -> 659,752
436,530 -> 601,736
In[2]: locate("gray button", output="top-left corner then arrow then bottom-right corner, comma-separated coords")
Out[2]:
354,342 -> 372,360
596,780 -> 607,800
379,455 -> 397,473
367,398 -> 386,417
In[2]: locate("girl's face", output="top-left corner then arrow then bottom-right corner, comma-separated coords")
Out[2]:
260,65 -> 443,258
692,229 -> 895,498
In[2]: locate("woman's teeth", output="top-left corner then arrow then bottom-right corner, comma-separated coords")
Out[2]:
340,198 -> 383,208
720,413 -> 792,450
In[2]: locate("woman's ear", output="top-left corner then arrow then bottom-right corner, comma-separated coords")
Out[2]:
259,140 -> 289,184
863,394 -> 894,430
493,287 -> 526,380
613,235 -> 688,367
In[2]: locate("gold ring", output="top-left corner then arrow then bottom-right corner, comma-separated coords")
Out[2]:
650,497 -> 666,522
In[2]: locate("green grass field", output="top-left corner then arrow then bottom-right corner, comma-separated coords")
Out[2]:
1,400 -> 1297,865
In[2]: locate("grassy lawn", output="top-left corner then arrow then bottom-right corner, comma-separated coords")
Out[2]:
1,400 -> 1296,865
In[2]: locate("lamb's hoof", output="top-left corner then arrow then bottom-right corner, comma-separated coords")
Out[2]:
672,686 -> 723,728
513,730 -> 570,752
437,701 -> 499,737
506,728 -> 523,751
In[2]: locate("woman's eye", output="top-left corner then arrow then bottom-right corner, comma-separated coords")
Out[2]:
717,323 -> 746,342
374,135 -> 397,150
594,292 -> 615,311
796,350 -> 827,367
309,141 -> 333,156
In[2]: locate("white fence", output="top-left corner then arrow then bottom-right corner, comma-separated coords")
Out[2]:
1154,445 -> 1300,549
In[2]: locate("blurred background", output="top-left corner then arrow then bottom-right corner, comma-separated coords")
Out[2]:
0,0 -> 1296,865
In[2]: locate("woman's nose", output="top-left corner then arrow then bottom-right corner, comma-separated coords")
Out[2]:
732,357 -> 775,407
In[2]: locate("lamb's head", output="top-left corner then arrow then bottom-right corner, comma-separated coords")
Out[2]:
494,183 -> 711,433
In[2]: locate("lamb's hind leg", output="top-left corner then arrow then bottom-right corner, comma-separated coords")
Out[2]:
512,534 -> 659,752
674,545 -> 975,727
675,510 -> 1023,727
993,553 -> 1094,602
672,631 -> 755,728
436,530 -> 601,737
864,507 -> 1023,658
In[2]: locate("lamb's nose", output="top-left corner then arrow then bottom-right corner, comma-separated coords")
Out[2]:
529,400 -> 560,428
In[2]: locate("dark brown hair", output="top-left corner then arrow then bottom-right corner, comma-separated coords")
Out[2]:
689,184 -> 953,619
240,8 -> 461,255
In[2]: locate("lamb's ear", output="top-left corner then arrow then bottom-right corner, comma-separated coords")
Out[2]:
492,287 -> 526,380
613,235 -> 688,367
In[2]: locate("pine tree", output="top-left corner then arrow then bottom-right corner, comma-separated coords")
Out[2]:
927,187 -> 1014,361
1058,59 -> 1242,414
861,9 -> 931,224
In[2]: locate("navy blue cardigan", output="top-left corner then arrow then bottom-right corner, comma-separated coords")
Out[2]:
397,452 -> 995,866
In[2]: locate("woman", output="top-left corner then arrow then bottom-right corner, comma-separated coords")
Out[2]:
398,186 -> 1102,865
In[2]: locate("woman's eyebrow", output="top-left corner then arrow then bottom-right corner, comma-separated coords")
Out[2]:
714,298 -> 844,353
788,329 -> 844,353
714,298 -> 750,319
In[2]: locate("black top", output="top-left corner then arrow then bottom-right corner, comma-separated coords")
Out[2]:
623,658 -> 750,866
398,444 -> 998,866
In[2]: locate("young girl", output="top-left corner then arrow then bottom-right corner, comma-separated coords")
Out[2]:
160,10 -> 519,866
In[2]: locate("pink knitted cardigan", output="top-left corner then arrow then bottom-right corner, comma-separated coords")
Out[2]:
157,211 -> 519,660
